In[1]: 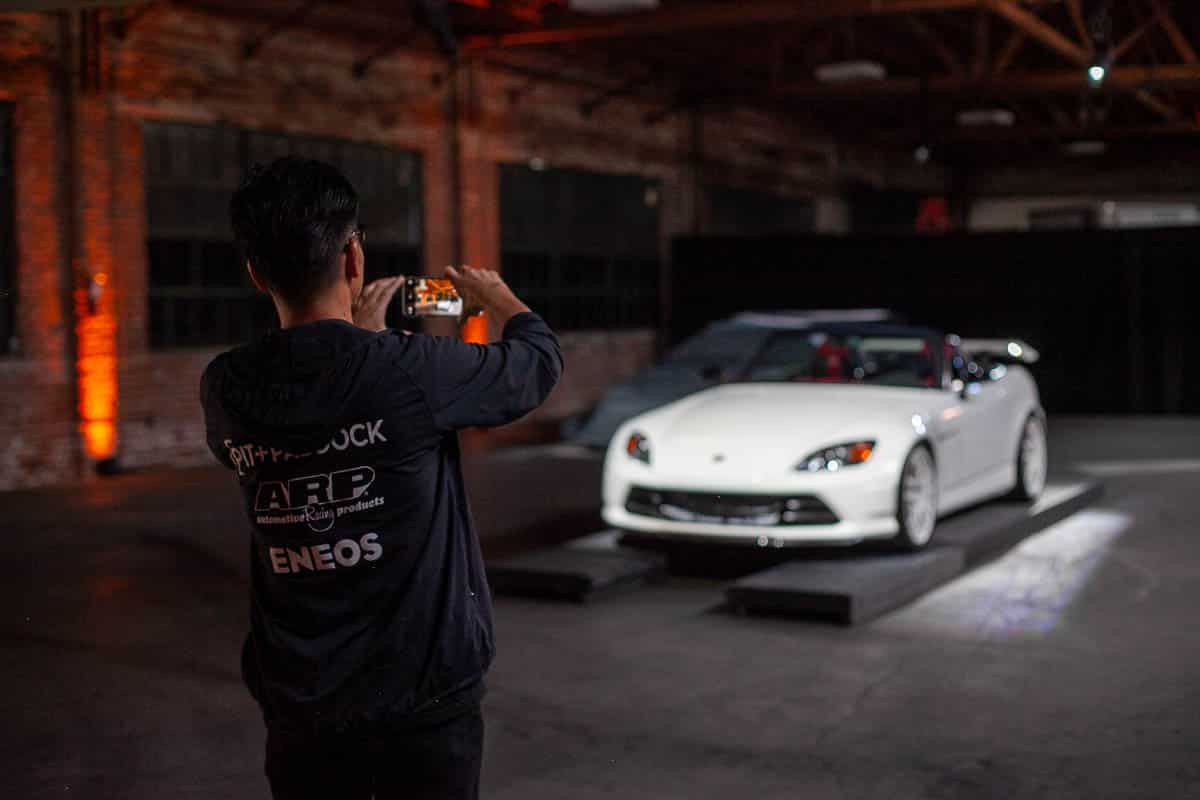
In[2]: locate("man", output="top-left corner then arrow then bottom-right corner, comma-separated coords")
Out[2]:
200,156 -> 562,799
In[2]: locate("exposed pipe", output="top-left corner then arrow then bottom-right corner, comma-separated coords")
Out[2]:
54,10 -> 84,477
447,60 -> 463,268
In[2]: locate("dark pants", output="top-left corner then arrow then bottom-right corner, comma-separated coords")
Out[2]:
264,707 -> 484,800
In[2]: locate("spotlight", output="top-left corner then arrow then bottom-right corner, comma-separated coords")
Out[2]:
1087,64 -> 1106,85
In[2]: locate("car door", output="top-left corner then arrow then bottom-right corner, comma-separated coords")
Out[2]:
948,340 -> 1012,483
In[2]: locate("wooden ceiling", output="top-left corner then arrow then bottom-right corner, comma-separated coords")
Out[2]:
176,0 -> 1200,164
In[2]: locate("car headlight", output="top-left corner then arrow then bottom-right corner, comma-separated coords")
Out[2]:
797,440 -> 875,472
625,431 -> 651,464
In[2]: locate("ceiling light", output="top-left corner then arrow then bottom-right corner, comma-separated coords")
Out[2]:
1087,64 -> 1106,84
1065,140 -> 1107,156
956,108 -> 1016,127
814,60 -> 887,83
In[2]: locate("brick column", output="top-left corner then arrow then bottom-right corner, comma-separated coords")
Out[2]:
0,55 -> 79,488
72,94 -> 120,466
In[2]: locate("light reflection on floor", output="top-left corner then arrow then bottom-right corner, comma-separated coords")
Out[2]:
1073,459 -> 1200,476
883,509 -> 1132,641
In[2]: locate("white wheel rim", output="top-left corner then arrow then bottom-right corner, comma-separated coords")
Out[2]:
1020,418 -> 1048,498
901,449 -> 937,546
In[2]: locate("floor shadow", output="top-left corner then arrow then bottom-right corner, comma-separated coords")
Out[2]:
1,628 -> 243,686
619,535 -> 903,580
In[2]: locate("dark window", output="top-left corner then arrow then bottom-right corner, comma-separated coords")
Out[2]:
144,122 -> 422,348
500,164 -> 660,332
0,104 -> 14,355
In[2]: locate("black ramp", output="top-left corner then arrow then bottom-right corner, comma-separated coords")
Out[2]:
726,479 -> 1102,624
726,549 -> 964,625
487,531 -> 666,602
934,480 -> 1103,565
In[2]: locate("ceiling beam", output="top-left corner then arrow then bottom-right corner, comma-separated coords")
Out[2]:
1129,88 -> 1178,121
1112,7 -> 1164,65
993,29 -> 1025,73
775,63 -> 1200,97
1063,0 -> 1093,54
984,0 -> 1178,121
982,0 -> 1090,66
1148,0 -> 1198,64
905,17 -> 965,76
972,9 -> 990,78
462,0 -> 985,51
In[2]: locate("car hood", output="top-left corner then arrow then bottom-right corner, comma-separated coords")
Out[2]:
645,383 -> 936,472
571,364 -> 712,447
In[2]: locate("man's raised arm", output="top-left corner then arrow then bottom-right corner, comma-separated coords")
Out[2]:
394,267 -> 563,432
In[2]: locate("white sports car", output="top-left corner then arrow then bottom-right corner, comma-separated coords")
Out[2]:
602,322 -> 1047,550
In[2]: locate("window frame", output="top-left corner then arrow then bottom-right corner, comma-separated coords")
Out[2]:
143,121 -> 423,349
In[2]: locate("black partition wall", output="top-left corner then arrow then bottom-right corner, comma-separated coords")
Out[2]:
671,229 -> 1199,414
501,164 -> 660,332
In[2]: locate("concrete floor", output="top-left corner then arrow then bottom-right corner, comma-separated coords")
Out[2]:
2,417 -> 1198,799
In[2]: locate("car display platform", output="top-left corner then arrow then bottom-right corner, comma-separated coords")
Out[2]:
487,531 -> 667,602
488,479 -> 1101,619
726,479 -> 1103,624
726,549 -> 964,624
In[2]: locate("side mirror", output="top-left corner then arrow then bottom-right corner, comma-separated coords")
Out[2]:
955,379 -> 982,401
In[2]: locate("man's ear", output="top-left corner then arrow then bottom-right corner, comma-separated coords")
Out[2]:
344,238 -> 363,281
246,260 -> 268,293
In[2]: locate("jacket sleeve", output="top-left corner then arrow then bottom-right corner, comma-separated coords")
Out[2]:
199,357 -> 235,471
396,312 -> 563,432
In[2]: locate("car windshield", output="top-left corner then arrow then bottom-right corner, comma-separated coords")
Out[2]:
663,323 -> 772,367
740,330 -> 939,388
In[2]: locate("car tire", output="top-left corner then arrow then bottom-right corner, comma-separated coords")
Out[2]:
1008,414 -> 1048,502
893,444 -> 938,551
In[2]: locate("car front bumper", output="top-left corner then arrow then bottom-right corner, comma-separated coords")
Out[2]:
601,469 -> 902,546
602,505 -> 899,546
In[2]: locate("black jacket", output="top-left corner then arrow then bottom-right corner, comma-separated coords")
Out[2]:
200,312 -> 562,734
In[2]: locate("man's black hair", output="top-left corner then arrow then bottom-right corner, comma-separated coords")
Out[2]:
230,156 -> 359,308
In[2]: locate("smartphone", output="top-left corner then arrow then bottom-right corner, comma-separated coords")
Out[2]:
402,276 -> 464,318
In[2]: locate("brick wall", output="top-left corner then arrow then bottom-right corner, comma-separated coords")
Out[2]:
0,6 -> 847,489
0,15 -> 79,489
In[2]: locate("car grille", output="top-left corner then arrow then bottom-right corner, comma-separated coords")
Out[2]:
625,487 -> 838,526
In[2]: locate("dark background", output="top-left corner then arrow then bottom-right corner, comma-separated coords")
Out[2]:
671,228 -> 1199,415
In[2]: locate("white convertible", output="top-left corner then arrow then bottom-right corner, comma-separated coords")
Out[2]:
602,321 -> 1047,550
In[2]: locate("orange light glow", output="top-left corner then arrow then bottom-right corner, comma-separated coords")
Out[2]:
93,272 -> 108,286
461,314 -> 488,344
75,284 -> 118,461
848,442 -> 874,464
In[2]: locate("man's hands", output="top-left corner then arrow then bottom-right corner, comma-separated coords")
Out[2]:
352,268 -> 530,333
446,266 -> 530,328
352,276 -> 403,332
